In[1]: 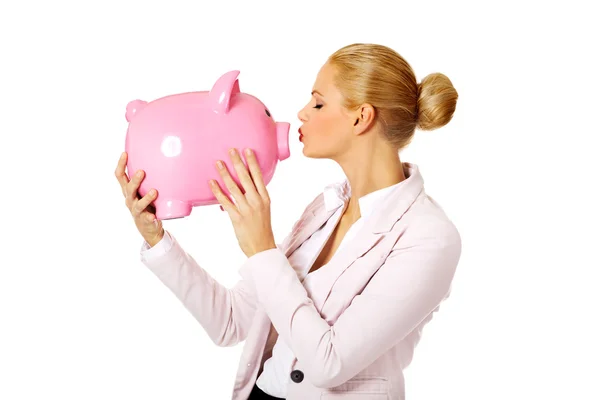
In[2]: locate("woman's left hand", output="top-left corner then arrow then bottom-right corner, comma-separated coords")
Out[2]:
209,148 -> 277,258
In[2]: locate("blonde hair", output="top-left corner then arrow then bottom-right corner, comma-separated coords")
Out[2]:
327,43 -> 458,149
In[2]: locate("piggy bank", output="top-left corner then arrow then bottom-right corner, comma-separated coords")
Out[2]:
124,70 -> 291,220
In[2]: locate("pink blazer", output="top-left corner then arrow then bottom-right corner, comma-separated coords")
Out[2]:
142,163 -> 462,399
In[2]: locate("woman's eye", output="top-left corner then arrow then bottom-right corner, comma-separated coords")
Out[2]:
313,104 -> 323,109
265,109 -> 271,117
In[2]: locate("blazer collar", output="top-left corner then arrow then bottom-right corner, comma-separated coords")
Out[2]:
283,162 -> 424,257
312,162 -> 423,231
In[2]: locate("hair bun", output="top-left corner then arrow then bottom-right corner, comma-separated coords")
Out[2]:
416,73 -> 458,131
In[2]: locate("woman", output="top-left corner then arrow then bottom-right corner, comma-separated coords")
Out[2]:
115,43 -> 461,400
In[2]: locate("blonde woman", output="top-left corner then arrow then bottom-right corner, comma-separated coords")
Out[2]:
115,43 -> 461,400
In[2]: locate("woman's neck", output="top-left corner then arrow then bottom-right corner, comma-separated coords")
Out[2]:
336,145 -> 406,219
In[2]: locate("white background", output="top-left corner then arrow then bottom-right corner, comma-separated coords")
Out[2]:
1,1 -> 599,399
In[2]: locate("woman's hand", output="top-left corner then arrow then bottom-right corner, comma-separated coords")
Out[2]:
114,152 -> 164,247
209,148 -> 277,258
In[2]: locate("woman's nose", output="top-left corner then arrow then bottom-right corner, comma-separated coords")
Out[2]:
297,108 -> 307,122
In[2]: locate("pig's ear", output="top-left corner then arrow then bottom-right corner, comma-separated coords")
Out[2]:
126,100 -> 148,122
209,70 -> 240,114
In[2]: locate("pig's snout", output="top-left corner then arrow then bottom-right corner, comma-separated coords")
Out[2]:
276,122 -> 290,160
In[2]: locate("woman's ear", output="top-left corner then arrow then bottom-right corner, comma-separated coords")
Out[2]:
353,104 -> 376,135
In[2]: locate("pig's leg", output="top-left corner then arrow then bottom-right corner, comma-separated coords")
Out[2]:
153,199 -> 192,220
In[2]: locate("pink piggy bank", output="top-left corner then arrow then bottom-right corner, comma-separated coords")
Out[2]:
124,70 -> 291,220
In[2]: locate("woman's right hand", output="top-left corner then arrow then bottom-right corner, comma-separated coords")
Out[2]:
114,152 -> 164,247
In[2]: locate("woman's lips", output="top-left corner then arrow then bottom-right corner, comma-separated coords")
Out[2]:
299,128 -> 303,141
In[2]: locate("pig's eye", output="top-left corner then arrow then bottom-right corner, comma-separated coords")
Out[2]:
265,109 -> 271,117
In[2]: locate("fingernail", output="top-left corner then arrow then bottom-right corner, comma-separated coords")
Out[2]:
245,148 -> 252,155
136,171 -> 142,177
149,189 -> 155,195
216,161 -> 224,169
229,148 -> 237,155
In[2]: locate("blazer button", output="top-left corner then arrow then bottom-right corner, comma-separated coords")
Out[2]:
290,369 -> 304,383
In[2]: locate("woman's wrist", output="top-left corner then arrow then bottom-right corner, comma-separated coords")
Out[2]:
145,229 -> 165,248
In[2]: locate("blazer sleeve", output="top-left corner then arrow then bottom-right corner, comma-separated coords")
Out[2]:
139,230 -> 260,347
138,195 -> 318,348
238,218 -> 462,388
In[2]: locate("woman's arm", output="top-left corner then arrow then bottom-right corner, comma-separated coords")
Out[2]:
138,184 -> 315,348
140,230 -> 260,347
238,218 -> 462,388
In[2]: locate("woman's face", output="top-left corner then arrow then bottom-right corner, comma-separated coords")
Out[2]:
297,62 -> 357,160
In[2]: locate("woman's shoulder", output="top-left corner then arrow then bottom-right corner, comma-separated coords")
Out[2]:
399,190 -> 462,249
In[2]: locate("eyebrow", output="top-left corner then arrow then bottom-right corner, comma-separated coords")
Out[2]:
311,90 -> 324,97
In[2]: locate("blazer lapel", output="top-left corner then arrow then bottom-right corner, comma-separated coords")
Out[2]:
309,228 -> 386,313
283,197 -> 342,258
308,163 -> 426,313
